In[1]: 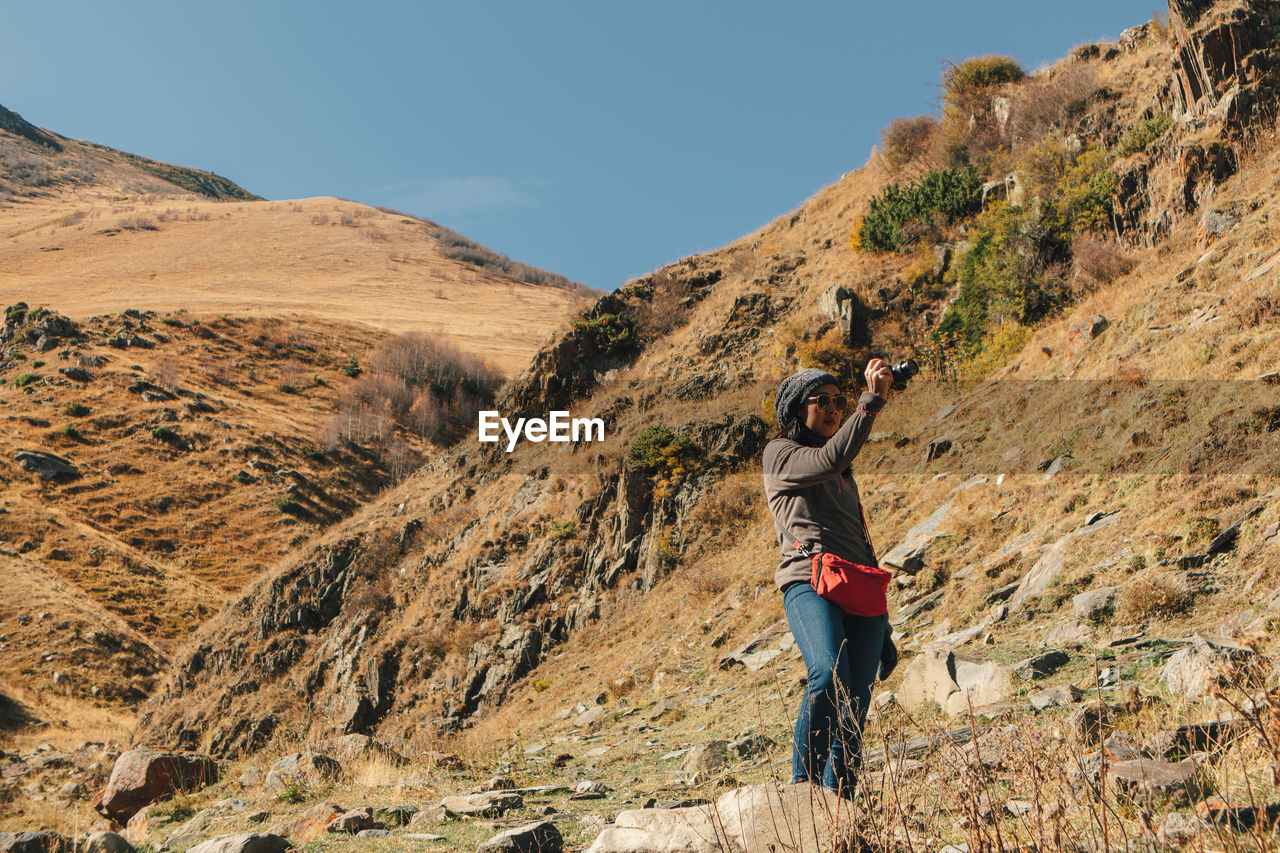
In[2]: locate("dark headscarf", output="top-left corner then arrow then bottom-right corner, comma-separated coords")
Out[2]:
774,368 -> 839,434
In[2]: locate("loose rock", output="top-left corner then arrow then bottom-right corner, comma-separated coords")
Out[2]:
94,749 -> 219,822
477,821 -> 562,853
185,835 -> 289,853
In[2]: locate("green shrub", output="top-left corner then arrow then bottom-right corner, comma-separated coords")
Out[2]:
160,315 -> 185,327
628,425 -> 691,470
936,201 -> 1068,349
65,402 -> 90,417
61,425 -> 81,440
151,426 -> 177,441
12,373 -> 37,388
302,446 -> 324,460
343,356 -> 361,378
31,360 -> 44,369
857,166 -> 983,252
274,497 -> 303,515
943,56 -> 1026,115
1114,114 -> 1172,158
232,471 -> 254,485
277,783 -> 304,805
572,312 -> 635,357
279,383 -> 296,394
548,520 -> 577,541
1051,148 -> 1116,235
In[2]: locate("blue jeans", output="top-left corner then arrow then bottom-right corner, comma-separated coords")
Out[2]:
783,581 -> 885,798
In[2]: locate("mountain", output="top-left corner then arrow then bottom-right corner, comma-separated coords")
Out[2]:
0,105 -> 592,747
0,102 -> 597,376
137,0 -> 1278,752
6,0 -> 1280,845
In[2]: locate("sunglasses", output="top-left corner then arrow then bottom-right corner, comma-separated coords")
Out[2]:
805,393 -> 848,412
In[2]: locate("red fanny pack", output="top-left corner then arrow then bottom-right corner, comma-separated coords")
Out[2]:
804,548 -> 890,617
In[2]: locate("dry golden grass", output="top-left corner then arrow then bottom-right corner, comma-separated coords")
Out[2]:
0,130 -> 591,376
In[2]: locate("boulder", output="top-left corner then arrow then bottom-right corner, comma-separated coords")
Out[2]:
327,807 -> 374,834
82,833 -> 131,853
1072,587 -> 1118,621
899,649 -> 1012,716
881,502 -> 952,573
0,833 -> 68,853
94,749 -> 218,822
265,752 -> 341,791
14,451 -> 78,482
1013,650 -> 1069,680
477,821 -> 563,853
1162,635 -> 1255,699
317,734 -> 406,767
185,835 -> 289,853
1108,758 -> 1203,799
267,802 -> 344,843
1157,812 -> 1208,846
586,782 -> 848,853
1029,684 -> 1083,710
1145,719 -> 1243,758
1065,315 -> 1109,356
1008,515 -> 1117,608
441,791 -> 522,818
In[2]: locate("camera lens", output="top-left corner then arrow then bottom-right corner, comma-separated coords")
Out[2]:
889,358 -> 919,390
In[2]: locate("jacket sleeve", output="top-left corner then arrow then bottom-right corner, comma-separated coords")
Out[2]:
765,391 -> 885,489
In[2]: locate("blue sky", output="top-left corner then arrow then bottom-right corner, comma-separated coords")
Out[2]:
4,1 -> 1157,290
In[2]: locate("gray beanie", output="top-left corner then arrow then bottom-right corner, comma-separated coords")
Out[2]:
774,368 -> 840,429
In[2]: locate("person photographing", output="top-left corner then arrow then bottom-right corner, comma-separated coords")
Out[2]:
762,359 -> 898,799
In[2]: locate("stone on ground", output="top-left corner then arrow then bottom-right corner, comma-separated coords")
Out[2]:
0,832 -> 68,853
586,782 -> 849,853
82,833 -> 132,853
477,821 -> 563,853
441,791 -> 523,818
94,749 -> 219,821
267,802 -> 344,843
1162,635 -> 1255,698
327,807 -> 374,833
185,835 -> 289,853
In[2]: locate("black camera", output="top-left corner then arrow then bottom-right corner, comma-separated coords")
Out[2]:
889,358 -> 919,391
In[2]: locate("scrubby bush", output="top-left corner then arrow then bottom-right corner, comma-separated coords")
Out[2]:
548,520 -> 577,541
1071,233 -> 1134,289
65,402 -> 90,417
12,373 -> 37,388
1114,113 -> 1172,157
1006,65 -> 1098,149
572,312 -> 635,357
1121,573 -> 1195,619
856,166 -> 983,252
343,356 -> 361,378
151,426 -> 177,441
943,56 -> 1026,115
324,332 -> 500,449
880,116 -> 939,174
274,498 -> 303,515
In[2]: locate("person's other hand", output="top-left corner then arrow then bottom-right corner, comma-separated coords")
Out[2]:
865,358 -> 893,399
878,627 -> 898,680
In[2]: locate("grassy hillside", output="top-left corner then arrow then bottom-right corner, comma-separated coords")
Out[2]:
5,3 -> 1280,849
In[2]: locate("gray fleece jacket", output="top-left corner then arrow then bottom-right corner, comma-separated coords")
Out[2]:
762,391 -> 886,591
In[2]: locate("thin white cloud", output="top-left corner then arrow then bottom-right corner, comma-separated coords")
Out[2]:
386,176 -> 541,222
